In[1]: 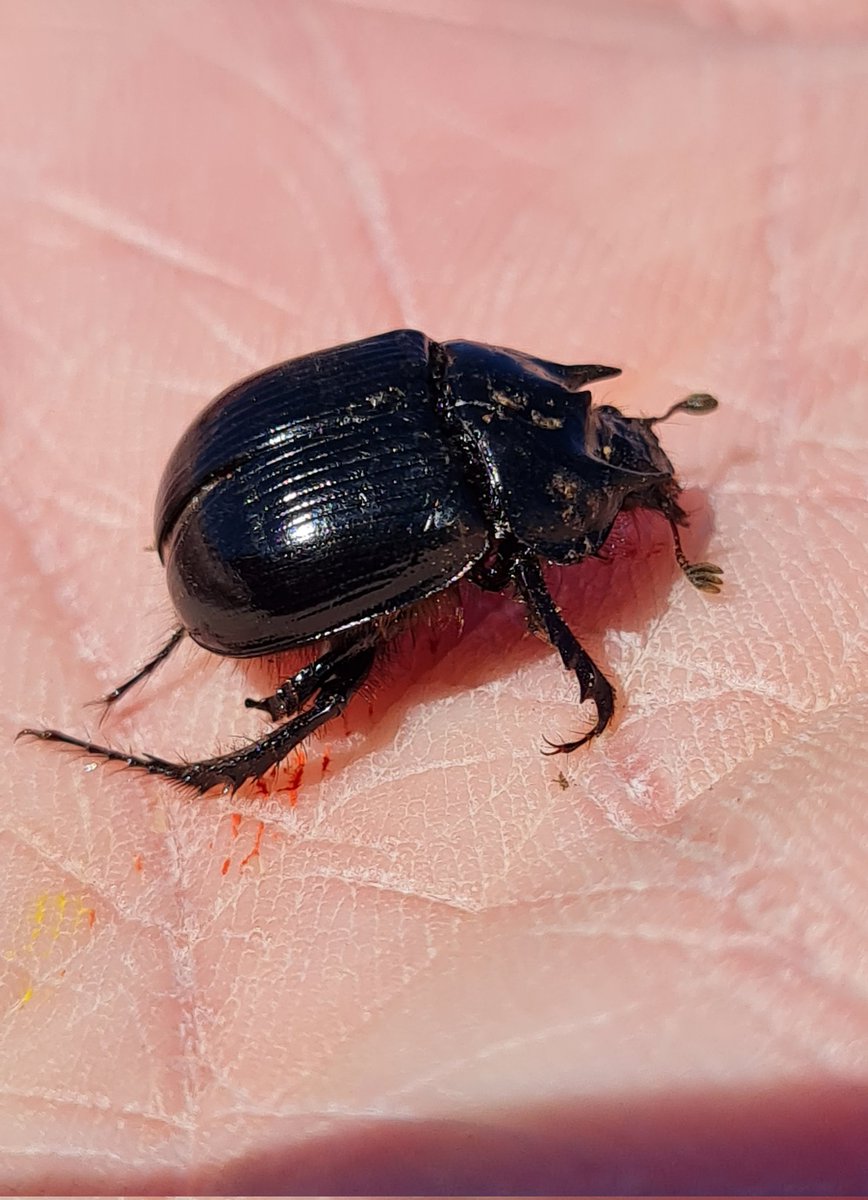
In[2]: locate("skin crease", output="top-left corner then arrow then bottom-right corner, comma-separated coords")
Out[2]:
2,0 -> 868,1192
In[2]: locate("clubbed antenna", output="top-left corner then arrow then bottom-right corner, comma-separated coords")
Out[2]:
649,393 -> 718,426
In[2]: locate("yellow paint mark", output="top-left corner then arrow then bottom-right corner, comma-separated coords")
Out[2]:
29,893 -> 47,945
2,893 -> 94,1015
23,892 -> 96,957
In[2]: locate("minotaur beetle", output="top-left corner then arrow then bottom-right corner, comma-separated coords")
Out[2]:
20,329 -> 722,793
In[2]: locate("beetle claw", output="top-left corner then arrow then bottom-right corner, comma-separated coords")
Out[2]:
542,720 -> 606,756
541,685 -> 614,755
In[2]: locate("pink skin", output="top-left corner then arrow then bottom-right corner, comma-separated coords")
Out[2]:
2,0 -> 867,1191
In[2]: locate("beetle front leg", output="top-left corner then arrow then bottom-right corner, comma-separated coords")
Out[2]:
20,640 -> 378,795
512,552 -> 615,753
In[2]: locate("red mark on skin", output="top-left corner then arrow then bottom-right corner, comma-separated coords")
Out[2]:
86,908 -> 95,930
219,813 -> 244,876
133,854 -> 143,873
283,747 -> 306,807
252,775 -> 269,799
239,821 -> 265,871
320,746 -> 331,776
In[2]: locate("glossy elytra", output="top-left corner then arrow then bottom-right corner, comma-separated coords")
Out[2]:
21,330 -> 723,793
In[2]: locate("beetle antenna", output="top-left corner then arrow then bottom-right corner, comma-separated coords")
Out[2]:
648,393 -> 718,425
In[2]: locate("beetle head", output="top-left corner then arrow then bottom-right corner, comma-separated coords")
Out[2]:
589,392 -> 718,523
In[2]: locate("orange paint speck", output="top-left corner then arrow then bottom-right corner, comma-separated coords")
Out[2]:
133,854 -> 143,873
86,909 -> 95,930
221,857 -> 231,876
239,821 -> 265,871
320,746 -> 331,776
230,812 -> 242,838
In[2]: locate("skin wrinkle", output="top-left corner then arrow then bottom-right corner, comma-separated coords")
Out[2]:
330,0 -> 716,48
1,502 -> 112,679
334,0 -> 868,44
0,1087 -> 188,1129
171,39 -> 369,331
285,868 -> 482,914
376,1003 -> 653,1105
41,188 -> 301,321
152,809 -> 211,1156
760,49 -> 799,418
366,928 -> 868,1107
8,416 -> 141,528
724,964 -> 868,1071
2,1145 -> 167,1169
272,164 -> 359,331
300,3 -> 419,327
182,296 -> 264,370
0,290 -> 69,361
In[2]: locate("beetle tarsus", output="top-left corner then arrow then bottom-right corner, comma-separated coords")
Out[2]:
91,627 -> 186,717
20,638 -> 377,795
17,727 -> 180,778
513,552 -> 616,754
669,521 -> 724,594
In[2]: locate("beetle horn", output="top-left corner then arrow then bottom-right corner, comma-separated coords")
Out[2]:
647,393 -> 718,425
562,363 -> 622,387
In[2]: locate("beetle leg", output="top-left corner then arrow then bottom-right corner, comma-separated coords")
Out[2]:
245,631 -> 379,721
469,537 -> 519,592
668,522 -> 724,594
92,627 -> 186,713
511,552 -> 615,753
19,641 -> 378,795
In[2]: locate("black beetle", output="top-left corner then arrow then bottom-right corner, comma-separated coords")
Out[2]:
21,329 -> 722,793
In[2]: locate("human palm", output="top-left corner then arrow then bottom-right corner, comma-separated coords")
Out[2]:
3,1 -> 867,1191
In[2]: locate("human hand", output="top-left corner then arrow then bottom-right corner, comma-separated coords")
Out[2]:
3,0 -> 867,1191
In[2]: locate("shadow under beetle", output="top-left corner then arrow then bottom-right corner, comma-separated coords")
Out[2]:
21,330 -> 722,794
